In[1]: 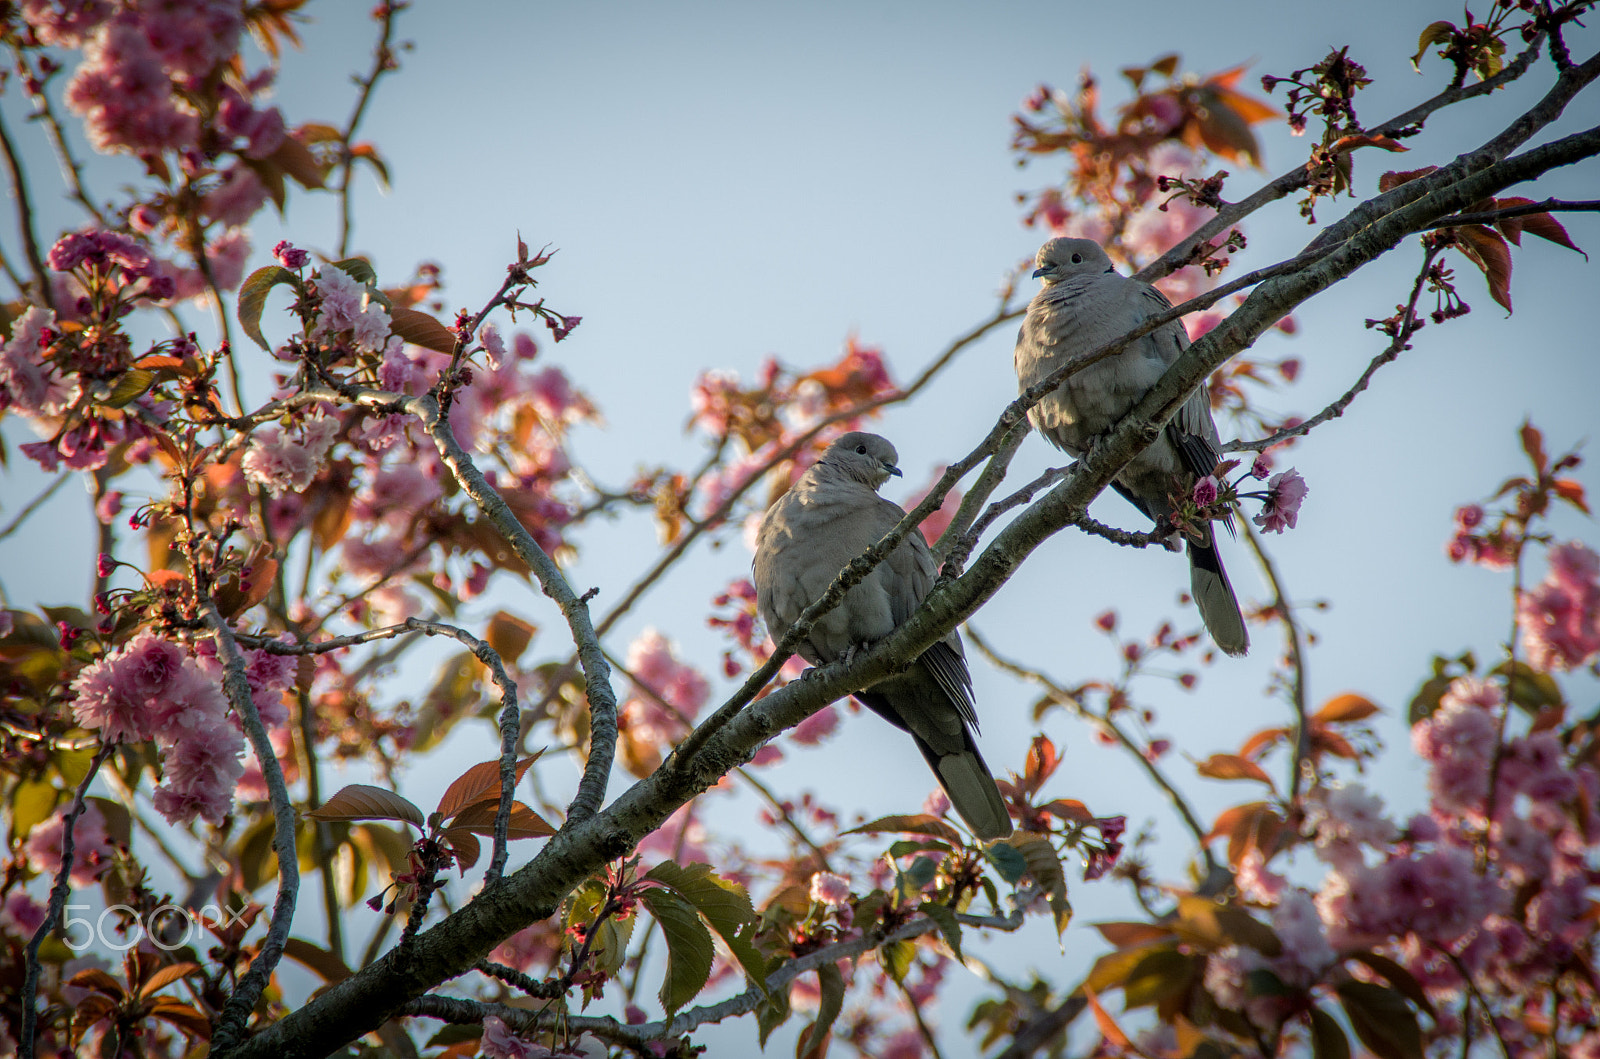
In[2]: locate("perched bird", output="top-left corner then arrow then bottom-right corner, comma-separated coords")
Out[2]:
1014,237 -> 1249,656
753,432 -> 1013,840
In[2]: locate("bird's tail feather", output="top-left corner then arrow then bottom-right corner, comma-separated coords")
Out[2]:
1188,541 -> 1249,657
915,736 -> 1013,841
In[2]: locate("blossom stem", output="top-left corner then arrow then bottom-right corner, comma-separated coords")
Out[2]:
1238,518 -> 1310,801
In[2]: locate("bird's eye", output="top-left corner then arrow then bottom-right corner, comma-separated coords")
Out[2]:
1070,253 -> 1083,264
855,445 -> 867,454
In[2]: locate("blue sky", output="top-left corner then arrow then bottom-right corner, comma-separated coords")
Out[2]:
2,1 -> 1597,1052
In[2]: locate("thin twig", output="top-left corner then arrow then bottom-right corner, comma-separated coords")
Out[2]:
0,107 -> 54,312
0,471 -> 70,542
337,4 -> 401,259
19,742 -> 114,1057
968,628 -> 1217,874
396,907 -> 1025,1050
403,617 -> 522,884
203,598 -> 301,1052
1226,244 -> 1443,453
1412,196 -> 1600,232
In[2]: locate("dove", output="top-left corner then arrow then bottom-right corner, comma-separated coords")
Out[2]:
752,432 -> 1013,840
1014,237 -> 1249,656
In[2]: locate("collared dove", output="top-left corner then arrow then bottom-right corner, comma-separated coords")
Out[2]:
1014,237 -> 1249,656
752,432 -> 1013,840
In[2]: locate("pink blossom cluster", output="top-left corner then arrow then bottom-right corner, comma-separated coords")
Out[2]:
241,413 -> 341,495
1518,541 -> 1600,671
67,631 -> 298,825
310,267 -> 392,355
20,801 -> 113,888
0,306 -> 72,420
620,629 -> 710,748
1444,503 -> 1517,569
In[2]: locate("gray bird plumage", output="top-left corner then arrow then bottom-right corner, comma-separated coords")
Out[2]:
1014,237 -> 1249,656
752,432 -> 1013,840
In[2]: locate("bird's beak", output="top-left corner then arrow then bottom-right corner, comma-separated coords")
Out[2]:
884,462 -> 903,478
1031,266 -> 1049,278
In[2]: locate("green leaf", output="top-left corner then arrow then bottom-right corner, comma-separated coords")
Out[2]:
644,862 -> 767,990
985,841 -> 1028,884
1342,951 -> 1438,1020
1490,660 -> 1564,715
880,938 -> 915,984
1411,21 -> 1456,71
10,779 -> 60,844
921,902 -> 964,964
1123,947 -> 1193,1009
1008,832 -> 1071,936
1336,981 -> 1424,1059
1173,895 -> 1282,956
101,369 -> 157,409
899,854 -> 938,896
1308,1006 -> 1351,1059
756,968 -> 792,1047
796,961 -> 845,1059
237,265 -> 297,351
329,258 -> 377,287
639,887 -> 714,1017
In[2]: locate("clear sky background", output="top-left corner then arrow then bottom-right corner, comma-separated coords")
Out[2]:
2,2 -> 1598,1053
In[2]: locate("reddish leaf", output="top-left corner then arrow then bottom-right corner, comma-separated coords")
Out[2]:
844,814 -> 963,846
1093,921 -> 1176,948
305,783 -> 425,829
483,611 -> 538,666
1083,986 -> 1134,1048
1454,224 -> 1513,313
1040,798 -> 1094,824
433,753 -> 543,824
1023,734 -> 1061,794
148,997 -> 213,1039
1312,727 -> 1361,760
66,968 -> 125,997
1313,693 -> 1381,724
1378,166 -> 1438,192
438,826 -> 481,872
1173,895 -> 1281,956
270,130 -> 328,189
446,799 -> 557,839
1308,1005 -> 1352,1059
1521,421 -> 1548,474
1554,478 -> 1590,513
1336,981 -> 1425,1059
282,937 -> 355,985
1521,210 -> 1585,255
1207,802 -> 1285,867
1238,726 -> 1291,759
137,961 -> 201,999
70,995 -> 117,1045
1196,753 -> 1276,788
390,306 -> 459,354
1329,134 -> 1409,154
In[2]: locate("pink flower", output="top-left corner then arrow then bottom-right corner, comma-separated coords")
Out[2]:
1203,945 -> 1267,1011
1192,475 -> 1219,506
241,413 -> 339,495
1303,783 -> 1396,869
627,630 -> 709,718
1270,889 -> 1336,979
747,744 -> 784,767
1,306 -> 69,418
479,323 -> 506,369
480,1016 -> 547,1059
1413,680 -> 1499,816
310,265 -> 367,338
1252,468 -> 1307,533
1455,504 -> 1485,529
201,164 -> 268,227
527,366 -> 597,427
790,704 -> 839,745
1517,541 -> 1600,671
809,871 -> 851,907
272,240 -> 309,271
921,788 -> 952,818
22,0 -> 112,46
21,803 -> 113,888
0,891 -> 48,937
70,650 -> 150,743
635,805 -> 709,866
153,718 -> 245,825
1249,454 -> 1273,480
351,303 -> 392,354
1234,848 -> 1286,903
